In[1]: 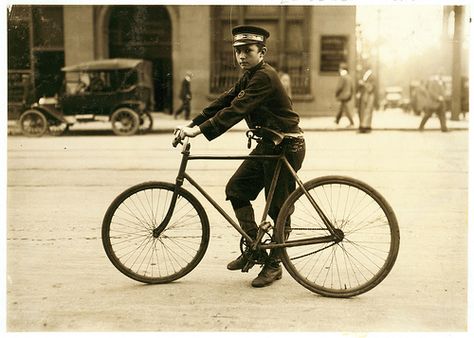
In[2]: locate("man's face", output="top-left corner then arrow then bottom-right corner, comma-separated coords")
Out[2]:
234,44 -> 265,70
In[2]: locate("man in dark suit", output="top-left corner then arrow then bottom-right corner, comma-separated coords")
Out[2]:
334,62 -> 354,127
173,71 -> 193,120
418,74 -> 448,132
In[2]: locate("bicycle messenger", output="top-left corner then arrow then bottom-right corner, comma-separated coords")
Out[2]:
176,25 -> 306,288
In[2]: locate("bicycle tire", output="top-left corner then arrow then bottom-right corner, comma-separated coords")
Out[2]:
102,181 -> 210,284
275,176 -> 399,297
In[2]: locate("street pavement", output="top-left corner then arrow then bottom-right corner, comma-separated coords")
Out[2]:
5,126 -> 470,332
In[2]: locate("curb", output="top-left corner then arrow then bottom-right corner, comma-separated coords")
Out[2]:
7,112 -> 469,136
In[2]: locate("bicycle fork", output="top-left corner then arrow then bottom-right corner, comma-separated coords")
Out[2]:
152,141 -> 192,238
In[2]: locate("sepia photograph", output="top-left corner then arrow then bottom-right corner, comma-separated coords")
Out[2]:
3,1 -> 472,335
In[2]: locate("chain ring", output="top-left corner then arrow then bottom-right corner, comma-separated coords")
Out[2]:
239,233 -> 272,265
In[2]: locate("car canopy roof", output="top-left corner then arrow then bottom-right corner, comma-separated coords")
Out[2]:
61,58 -> 144,72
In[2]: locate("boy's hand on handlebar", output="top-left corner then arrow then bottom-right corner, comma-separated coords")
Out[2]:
177,126 -> 202,138
172,126 -> 202,147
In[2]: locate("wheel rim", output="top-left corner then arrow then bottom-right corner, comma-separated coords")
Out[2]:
279,178 -> 399,296
104,185 -> 209,282
111,109 -> 139,135
20,110 -> 48,136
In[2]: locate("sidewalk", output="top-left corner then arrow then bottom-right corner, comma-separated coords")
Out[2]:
7,108 -> 469,136
156,108 -> 470,132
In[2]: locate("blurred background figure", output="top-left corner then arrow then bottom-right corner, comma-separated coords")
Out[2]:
358,68 -> 376,133
89,72 -> 105,92
418,73 -> 448,132
174,71 -> 193,120
77,72 -> 90,93
278,70 -> 292,99
409,80 -> 426,116
334,62 -> 354,127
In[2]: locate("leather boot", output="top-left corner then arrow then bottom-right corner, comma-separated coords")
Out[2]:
227,254 -> 249,271
227,206 -> 258,271
251,228 -> 287,287
251,259 -> 282,287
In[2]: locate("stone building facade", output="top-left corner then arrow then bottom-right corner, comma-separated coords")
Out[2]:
8,5 -> 356,118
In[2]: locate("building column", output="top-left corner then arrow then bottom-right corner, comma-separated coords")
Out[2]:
175,6 -> 211,117
63,6 -> 95,66
450,6 -> 463,120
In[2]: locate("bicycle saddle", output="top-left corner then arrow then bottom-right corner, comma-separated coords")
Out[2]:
246,126 -> 285,148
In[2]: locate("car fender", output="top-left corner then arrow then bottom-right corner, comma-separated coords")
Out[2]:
28,105 -> 68,123
111,100 -> 146,114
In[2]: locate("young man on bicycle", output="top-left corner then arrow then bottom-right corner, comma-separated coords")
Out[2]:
177,25 -> 305,287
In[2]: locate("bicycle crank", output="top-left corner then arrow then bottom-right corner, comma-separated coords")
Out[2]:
239,237 -> 269,272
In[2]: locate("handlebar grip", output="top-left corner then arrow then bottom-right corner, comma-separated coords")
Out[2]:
172,128 -> 185,147
172,136 -> 182,148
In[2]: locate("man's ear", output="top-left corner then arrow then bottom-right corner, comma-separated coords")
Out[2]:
260,47 -> 267,56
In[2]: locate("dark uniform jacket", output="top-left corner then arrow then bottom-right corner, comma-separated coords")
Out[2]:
191,61 -> 302,141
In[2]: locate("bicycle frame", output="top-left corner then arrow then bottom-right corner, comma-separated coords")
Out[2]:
160,138 -> 340,251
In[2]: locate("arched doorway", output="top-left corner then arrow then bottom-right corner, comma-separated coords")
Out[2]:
108,6 -> 172,112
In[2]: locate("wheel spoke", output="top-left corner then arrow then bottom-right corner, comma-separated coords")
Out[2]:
278,176 -> 399,297
102,183 -> 209,283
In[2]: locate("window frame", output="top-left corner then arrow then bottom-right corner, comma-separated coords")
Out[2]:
210,5 -> 311,97
319,34 -> 349,74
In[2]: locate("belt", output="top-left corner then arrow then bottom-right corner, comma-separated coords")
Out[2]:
283,132 -> 304,139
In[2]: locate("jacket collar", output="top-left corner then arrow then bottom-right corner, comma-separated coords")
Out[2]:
244,60 -> 265,77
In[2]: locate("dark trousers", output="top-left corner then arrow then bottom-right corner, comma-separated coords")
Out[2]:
419,105 -> 448,132
225,138 -> 306,223
335,100 -> 354,125
174,99 -> 191,120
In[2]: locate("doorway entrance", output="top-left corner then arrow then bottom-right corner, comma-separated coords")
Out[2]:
108,6 -> 172,112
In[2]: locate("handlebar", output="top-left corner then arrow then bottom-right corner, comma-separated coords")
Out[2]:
172,128 -> 190,149
172,126 -> 285,150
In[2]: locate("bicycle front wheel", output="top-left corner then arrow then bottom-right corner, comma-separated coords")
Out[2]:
276,176 -> 399,297
102,181 -> 210,284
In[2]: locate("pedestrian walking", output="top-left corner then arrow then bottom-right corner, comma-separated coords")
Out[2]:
173,71 -> 193,120
278,70 -> 292,99
334,62 -> 354,127
176,25 -> 305,288
358,68 -> 376,133
418,74 -> 448,132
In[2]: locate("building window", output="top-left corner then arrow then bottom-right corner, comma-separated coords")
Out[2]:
31,5 -> 65,98
8,5 -> 31,70
8,5 -> 32,113
32,6 -> 64,48
320,35 -> 349,73
210,6 -> 311,96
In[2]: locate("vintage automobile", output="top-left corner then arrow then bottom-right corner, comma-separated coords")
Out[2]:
18,58 -> 155,137
382,86 -> 403,110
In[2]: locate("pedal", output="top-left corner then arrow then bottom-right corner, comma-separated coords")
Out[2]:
241,260 -> 255,273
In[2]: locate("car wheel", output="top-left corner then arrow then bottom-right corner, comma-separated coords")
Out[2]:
139,112 -> 153,133
19,109 -> 49,137
110,107 -> 140,136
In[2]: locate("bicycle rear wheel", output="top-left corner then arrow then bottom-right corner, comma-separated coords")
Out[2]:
102,181 -> 210,284
275,176 -> 399,297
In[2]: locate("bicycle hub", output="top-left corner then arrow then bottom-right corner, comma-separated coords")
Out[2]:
334,228 -> 344,243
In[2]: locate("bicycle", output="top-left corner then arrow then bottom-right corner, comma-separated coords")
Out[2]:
102,128 -> 400,297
